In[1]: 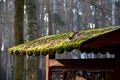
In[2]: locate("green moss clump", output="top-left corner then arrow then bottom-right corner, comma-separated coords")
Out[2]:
20,51 -> 26,56
14,50 -> 19,55
32,49 -> 40,56
64,44 -> 73,52
48,47 -> 55,55
8,49 -> 14,55
34,51 -> 40,56
72,42 -> 81,49
26,49 -> 33,56
55,46 -> 64,54
40,49 -> 48,56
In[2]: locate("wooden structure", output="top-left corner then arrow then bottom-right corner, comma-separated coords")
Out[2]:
46,28 -> 120,80
8,27 -> 120,80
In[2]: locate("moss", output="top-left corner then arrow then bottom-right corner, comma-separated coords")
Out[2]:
34,51 -> 40,56
55,45 -> 64,54
32,48 -> 40,56
26,49 -> 33,56
40,48 -> 48,56
48,47 -> 56,55
72,42 -> 81,49
63,43 -> 73,52
8,27 -> 120,56
14,50 -> 19,55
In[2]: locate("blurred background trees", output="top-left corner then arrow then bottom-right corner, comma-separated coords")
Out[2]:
0,0 -> 120,80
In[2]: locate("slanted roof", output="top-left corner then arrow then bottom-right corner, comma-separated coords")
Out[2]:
8,27 -> 120,56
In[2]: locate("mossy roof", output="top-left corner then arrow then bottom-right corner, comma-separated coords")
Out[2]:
8,27 -> 119,56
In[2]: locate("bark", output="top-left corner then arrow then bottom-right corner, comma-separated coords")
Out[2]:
25,0 -> 38,80
73,0 -> 79,31
40,0 -> 44,36
46,0 -> 52,35
14,0 -> 24,80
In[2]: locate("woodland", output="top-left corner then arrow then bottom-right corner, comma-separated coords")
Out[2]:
0,0 -> 120,80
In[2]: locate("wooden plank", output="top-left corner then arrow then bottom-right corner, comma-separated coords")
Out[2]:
49,59 -> 115,70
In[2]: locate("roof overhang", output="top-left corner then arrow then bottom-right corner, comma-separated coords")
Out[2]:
8,27 -> 120,56
80,28 -> 120,53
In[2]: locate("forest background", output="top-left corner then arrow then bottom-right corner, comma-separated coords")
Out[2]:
0,0 -> 120,80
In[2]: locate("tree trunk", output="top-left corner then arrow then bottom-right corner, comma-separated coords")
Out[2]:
14,0 -> 24,80
25,0 -> 38,80
112,0 -> 116,26
46,0 -> 52,35
0,1 -> 3,79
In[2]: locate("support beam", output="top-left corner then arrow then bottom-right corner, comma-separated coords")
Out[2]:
46,54 -> 55,80
49,59 -> 115,70
46,55 -> 49,80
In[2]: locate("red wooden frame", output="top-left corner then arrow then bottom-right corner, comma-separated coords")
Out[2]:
46,55 -> 118,80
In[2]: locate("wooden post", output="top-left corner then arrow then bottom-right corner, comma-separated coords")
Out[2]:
46,54 -> 55,80
46,54 -> 49,80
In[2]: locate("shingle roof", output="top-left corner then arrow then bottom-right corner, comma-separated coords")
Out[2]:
8,27 -> 119,56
